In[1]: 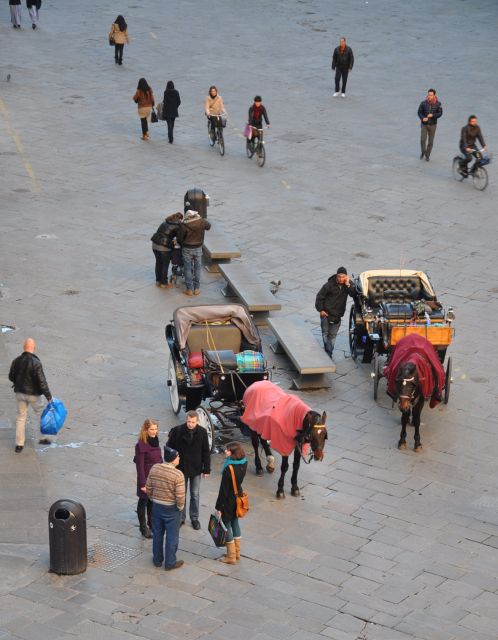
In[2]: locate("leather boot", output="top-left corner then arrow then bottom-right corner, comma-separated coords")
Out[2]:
146,500 -> 153,530
220,540 -> 236,564
234,537 -> 241,561
137,500 -> 152,539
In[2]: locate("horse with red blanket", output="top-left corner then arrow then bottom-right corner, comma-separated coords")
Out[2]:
241,380 -> 327,498
384,334 -> 445,451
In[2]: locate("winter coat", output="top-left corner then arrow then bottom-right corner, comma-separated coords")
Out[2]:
315,276 -> 356,322
10,0 -> 21,5
110,23 -> 129,45
215,461 -> 247,523
460,124 -> 485,150
133,89 -> 154,108
162,88 -> 181,119
204,94 -> 225,116
9,352 -> 51,399
177,213 -> 211,248
332,45 -> 354,70
26,1 -> 41,8
418,99 -> 442,125
151,216 -> 180,250
166,424 -> 211,479
135,439 -> 163,499
248,104 -> 270,127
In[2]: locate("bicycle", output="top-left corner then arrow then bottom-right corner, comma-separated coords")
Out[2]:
452,148 -> 491,191
246,126 -> 267,167
207,114 -> 226,156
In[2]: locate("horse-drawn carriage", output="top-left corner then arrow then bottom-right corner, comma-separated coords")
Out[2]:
165,304 -> 270,450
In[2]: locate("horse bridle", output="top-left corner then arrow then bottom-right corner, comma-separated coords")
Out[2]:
296,423 -> 326,464
398,376 -> 419,406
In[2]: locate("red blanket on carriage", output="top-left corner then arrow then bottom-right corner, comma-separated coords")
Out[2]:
384,334 -> 445,406
242,380 -> 311,456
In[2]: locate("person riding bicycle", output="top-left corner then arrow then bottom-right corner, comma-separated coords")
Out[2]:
204,85 -> 226,139
459,115 -> 486,174
248,96 -> 270,144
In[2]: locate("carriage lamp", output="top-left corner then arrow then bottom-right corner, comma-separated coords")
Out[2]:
446,307 -> 455,324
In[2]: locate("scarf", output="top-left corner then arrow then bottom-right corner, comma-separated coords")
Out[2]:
252,104 -> 262,121
147,435 -> 159,448
222,457 -> 247,472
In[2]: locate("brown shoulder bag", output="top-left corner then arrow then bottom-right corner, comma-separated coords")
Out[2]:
228,465 -> 249,518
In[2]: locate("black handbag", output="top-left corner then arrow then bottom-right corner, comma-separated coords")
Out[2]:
151,109 -> 158,124
109,35 -> 115,46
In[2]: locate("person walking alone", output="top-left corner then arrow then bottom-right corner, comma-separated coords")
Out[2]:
134,418 -> 163,539
146,446 -> 185,570
417,88 -> 443,161
162,81 -> 181,144
216,441 -> 248,564
150,212 -> 183,287
26,0 -> 41,29
10,0 -> 21,28
8,338 -> 52,452
331,37 -> 354,97
109,15 -> 129,65
315,267 -> 356,360
166,410 -> 211,530
176,210 -> 211,296
133,78 -> 154,141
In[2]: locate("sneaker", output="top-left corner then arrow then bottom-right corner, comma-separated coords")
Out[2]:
184,290 -> 193,296
32,24 -> 36,30
333,92 -> 340,97
193,289 -> 200,296
341,93 -> 346,98
191,520 -> 201,530
15,445 -> 23,453
39,438 -> 51,445
165,560 -> 184,571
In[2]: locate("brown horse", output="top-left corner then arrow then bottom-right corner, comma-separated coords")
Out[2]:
395,362 -> 425,451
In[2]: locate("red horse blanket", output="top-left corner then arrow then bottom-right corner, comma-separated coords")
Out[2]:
242,380 -> 311,456
384,334 -> 445,406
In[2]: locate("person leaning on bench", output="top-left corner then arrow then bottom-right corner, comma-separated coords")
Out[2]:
177,210 -> 211,297
315,266 -> 356,360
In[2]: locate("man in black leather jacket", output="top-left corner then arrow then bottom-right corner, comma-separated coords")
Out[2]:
315,267 -> 356,359
9,338 -> 52,452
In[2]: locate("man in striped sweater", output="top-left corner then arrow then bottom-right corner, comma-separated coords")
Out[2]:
146,446 -> 186,570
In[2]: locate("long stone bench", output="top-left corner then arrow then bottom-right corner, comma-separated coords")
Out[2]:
218,262 -> 281,325
268,315 -> 336,389
202,222 -> 241,272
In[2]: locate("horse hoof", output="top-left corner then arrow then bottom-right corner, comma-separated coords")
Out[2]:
398,442 -> 407,450
276,491 -> 285,500
266,455 -> 275,473
291,486 -> 300,497
256,468 -> 264,476
414,445 -> 423,452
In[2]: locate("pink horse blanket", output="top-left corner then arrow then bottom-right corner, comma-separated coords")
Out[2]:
384,334 -> 445,407
242,380 -> 311,456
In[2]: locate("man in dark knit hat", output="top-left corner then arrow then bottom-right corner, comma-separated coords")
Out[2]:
315,267 -> 356,359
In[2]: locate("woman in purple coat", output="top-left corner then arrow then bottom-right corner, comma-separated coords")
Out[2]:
135,418 -> 163,538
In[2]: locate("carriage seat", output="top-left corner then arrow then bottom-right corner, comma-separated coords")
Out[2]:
380,302 -> 414,318
204,349 -> 238,370
186,323 -> 242,354
368,276 -> 422,307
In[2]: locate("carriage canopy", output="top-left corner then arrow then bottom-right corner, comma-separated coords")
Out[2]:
358,270 -> 435,298
172,304 -> 261,351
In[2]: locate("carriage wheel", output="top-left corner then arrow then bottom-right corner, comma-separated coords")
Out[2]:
373,353 -> 381,401
349,306 -> 358,361
443,356 -> 452,405
167,355 -> 182,415
196,406 -> 215,452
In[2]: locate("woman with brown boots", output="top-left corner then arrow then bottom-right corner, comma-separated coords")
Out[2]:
215,441 -> 247,564
134,419 -> 162,538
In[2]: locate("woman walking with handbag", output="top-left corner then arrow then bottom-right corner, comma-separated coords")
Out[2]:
135,418 -> 163,538
215,441 -> 247,564
109,15 -> 129,65
162,81 -> 181,144
132,78 -> 154,141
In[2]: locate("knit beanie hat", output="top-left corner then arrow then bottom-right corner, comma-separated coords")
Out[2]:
336,266 -> 347,275
163,446 -> 179,463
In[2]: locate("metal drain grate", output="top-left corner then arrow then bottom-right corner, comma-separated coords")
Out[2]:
88,542 -> 143,571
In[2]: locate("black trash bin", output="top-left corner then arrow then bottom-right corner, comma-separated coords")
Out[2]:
48,499 -> 87,575
184,187 -> 209,218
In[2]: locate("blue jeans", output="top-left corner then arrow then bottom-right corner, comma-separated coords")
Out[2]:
320,316 -> 341,357
182,247 -> 202,291
152,503 -> 181,568
223,516 -> 241,543
182,475 -> 201,523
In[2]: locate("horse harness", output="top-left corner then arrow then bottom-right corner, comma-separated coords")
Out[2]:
296,423 -> 326,464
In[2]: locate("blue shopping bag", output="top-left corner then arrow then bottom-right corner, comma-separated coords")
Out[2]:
40,398 -> 68,435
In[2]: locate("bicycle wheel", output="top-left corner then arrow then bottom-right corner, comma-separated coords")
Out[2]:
472,166 -> 488,191
207,120 -> 215,147
452,157 -> 465,182
246,139 -> 255,159
256,143 -> 266,167
218,128 -> 225,156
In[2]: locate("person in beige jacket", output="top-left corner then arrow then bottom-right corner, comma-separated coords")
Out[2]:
133,78 -> 155,140
205,86 -> 226,140
109,15 -> 129,65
